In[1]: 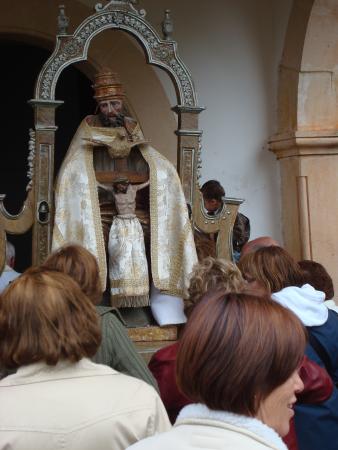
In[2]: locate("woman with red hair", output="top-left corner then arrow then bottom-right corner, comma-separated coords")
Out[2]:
129,291 -> 305,449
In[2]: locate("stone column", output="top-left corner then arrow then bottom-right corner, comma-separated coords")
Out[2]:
270,132 -> 338,293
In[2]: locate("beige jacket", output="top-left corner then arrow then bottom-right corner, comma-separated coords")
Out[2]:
0,358 -> 171,450
128,404 -> 287,450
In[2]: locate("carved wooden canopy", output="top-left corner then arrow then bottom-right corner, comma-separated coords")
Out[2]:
36,1 -> 198,107
0,0 -> 204,265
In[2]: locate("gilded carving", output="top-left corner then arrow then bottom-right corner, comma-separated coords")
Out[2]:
26,129 -> 35,191
41,227 -> 49,262
181,147 -> 194,202
162,10 -> 173,41
34,143 -> 52,263
57,5 -> 69,35
95,0 -> 146,18
0,129 -> 35,235
38,144 -> 52,201
37,8 -> 196,107
196,134 -> 202,182
127,325 -> 177,342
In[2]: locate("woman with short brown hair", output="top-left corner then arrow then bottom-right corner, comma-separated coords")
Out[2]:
0,267 -> 100,367
43,244 -> 158,389
178,292 -> 304,419
0,267 -> 170,450
238,246 -> 338,384
43,243 -> 102,303
129,291 -> 305,449
238,246 -> 305,293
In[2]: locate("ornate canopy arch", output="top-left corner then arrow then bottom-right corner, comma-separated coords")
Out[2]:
35,1 -> 197,107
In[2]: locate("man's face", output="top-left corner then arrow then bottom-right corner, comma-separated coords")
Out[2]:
203,198 -> 222,213
98,99 -> 123,120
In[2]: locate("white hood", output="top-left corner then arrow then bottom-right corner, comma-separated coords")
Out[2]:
271,284 -> 328,326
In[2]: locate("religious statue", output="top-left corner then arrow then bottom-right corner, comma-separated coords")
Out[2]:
98,176 -> 150,307
52,69 -> 197,324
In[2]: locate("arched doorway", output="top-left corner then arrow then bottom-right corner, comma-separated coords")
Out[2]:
270,0 -> 338,293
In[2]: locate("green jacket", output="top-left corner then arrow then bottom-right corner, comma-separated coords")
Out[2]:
92,306 -> 158,391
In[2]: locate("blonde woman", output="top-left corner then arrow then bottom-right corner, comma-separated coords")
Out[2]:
148,257 -> 245,422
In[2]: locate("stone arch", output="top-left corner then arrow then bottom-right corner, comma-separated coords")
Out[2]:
276,0 -> 338,135
270,0 -> 338,293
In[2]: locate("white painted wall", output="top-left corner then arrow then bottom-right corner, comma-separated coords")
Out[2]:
142,0 -> 293,243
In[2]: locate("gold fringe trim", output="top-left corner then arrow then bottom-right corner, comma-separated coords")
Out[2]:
110,277 -> 148,288
110,295 -> 149,308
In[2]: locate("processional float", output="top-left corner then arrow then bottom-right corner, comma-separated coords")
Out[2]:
0,1 -> 242,340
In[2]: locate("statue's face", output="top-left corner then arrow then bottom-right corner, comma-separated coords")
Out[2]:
115,182 -> 129,193
98,99 -> 123,120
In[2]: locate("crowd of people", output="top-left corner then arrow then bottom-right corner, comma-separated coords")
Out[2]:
0,215 -> 337,448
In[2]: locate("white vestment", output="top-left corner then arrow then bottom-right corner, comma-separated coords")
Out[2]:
109,214 -> 149,307
52,118 -> 197,314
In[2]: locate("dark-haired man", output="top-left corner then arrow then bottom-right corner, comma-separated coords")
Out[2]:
196,179 -> 250,262
200,179 -> 225,213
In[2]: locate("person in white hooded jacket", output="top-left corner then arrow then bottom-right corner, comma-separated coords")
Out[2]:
239,246 -> 338,384
238,246 -> 338,450
272,283 -> 338,382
